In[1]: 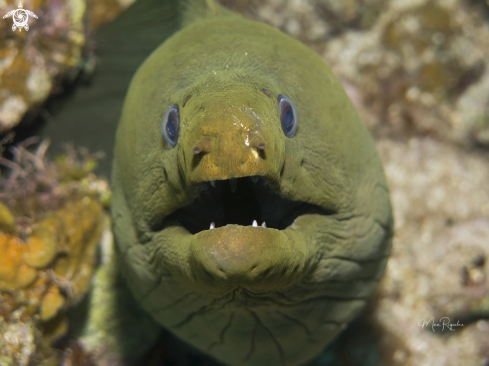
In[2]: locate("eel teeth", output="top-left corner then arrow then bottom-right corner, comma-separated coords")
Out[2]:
209,221 -> 265,229
230,178 -> 237,193
210,180 -> 216,187
251,176 -> 259,183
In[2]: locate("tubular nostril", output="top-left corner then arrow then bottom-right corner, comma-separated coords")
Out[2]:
192,136 -> 214,156
248,132 -> 267,152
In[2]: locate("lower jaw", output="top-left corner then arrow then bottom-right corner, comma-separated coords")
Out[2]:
184,224 -> 308,294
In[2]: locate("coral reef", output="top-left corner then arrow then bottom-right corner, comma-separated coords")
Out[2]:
371,136 -> 489,366
0,0 -> 135,133
0,0 -> 86,132
0,139 -> 108,366
219,0 -> 387,43
1,0 -> 488,365
322,0 -> 489,146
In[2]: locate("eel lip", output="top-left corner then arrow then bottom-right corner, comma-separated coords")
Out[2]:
188,225 -> 306,293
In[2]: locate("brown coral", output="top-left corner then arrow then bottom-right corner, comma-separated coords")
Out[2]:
0,197 -> 103,308
0,232 -> 38,291
0,198 -> 102,294
0,139 -> 108,365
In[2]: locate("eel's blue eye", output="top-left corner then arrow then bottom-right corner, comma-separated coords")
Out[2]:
162,104 -> 180,147
278,94 -> 298,137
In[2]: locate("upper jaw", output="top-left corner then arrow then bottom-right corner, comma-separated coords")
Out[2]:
186,157 -> 282,190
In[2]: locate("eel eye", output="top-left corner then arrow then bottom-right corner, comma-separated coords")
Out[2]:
278,94 -> 298,137
162,104 -> 180,147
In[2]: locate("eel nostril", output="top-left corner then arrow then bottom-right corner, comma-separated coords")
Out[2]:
192,136 -> 214,156
247,132 -> 267,152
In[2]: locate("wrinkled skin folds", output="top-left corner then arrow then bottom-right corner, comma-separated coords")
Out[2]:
112,7 -> 393,366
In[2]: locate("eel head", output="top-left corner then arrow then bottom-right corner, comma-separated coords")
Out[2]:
111,14 -> 393,366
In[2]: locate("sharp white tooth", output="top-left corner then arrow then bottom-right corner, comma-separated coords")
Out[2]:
210,180 -> 215,187
252,220 -> 258,227
210,222 -> 215,229
251,176 -> 259,183
261,222 -> 266,228
230,178 -> 237,193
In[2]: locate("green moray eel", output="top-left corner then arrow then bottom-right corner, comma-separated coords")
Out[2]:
110,1 -> 393,365
47,0 -> 393,364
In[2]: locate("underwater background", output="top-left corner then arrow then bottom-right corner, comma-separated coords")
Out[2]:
0,0 -> 488,365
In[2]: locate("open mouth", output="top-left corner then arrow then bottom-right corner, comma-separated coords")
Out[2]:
160,177 -> 336,234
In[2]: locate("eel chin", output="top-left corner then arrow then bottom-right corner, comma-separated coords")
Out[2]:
157,176 -> 335,294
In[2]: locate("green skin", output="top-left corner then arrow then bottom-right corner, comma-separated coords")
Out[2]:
111,4 -> 393,366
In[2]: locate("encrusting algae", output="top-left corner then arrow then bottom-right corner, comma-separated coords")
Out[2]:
0,138 -> 108,366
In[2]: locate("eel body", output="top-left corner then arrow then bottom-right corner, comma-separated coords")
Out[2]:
110,1 -> 393,365
48,0 -> 393,365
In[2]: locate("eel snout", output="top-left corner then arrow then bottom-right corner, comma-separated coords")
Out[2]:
188,225 -> 307,293
181,104 -> 284,183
